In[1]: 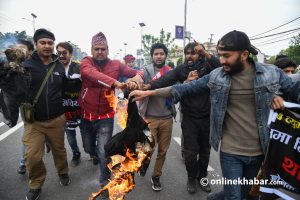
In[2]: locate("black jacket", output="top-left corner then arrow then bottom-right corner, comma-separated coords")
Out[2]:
150,56 -> 220,118
63,61 -> 82,129
23,51 -> 65,121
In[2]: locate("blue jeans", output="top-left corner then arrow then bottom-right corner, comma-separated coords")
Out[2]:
81,118 -> 114,187
220,151 -> 263,200
19,124 -> 25,167
65,129 -> 80,155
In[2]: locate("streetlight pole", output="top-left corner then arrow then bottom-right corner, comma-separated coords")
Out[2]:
22,13 -> 37,35
183,0 -> 187,60
138,22 -> 146,67
124,43 -> 127,56
31,13 -> 37,33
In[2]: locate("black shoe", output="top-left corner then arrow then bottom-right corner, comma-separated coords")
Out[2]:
199,178 -> 211,193
187,177 -> 197,194
99,189 -> 109,200
200,183 -> 211,193
26,188 -> 41,200
138,165 -> 147,177
92,157 -> 99,165
45,144 -> 51,153
151,176 -> 162,191
71,153 -> 81,167
59,174 -> 71,186
206,190 -> 224,200
18,165 -> 26,174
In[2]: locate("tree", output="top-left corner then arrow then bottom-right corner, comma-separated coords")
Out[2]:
0,31 -> 32,51
281,33 -> 300,65
141,29 -> 177,65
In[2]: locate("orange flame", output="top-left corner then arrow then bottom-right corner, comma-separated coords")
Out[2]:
115,98 -> 128,129
89,147 -> 149,200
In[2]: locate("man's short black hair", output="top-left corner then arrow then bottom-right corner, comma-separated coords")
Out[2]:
150,43 -> 168,57
56,42 -> 73,54
16,39 -> 34,51
274,57 -> 297,70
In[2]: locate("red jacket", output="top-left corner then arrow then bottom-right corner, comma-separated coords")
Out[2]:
79,56 -> 143,117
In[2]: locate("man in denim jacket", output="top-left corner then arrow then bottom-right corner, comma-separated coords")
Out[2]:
130,30 -> 300,200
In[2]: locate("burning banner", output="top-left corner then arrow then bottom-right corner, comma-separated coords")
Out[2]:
260,102 -> 300,200
89,91 -> 153,200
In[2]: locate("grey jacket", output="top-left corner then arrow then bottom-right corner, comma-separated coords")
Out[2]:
138,64 -> 176,118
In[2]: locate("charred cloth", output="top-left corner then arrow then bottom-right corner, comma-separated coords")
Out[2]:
0,47 -> 30,127
105,90 -> 149,157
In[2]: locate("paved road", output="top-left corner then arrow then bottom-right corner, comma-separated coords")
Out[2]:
0,114 -> 223,200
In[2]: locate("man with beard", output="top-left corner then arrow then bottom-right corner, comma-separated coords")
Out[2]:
56,42 -> 83,167
78,32 -> 143,200
129,30 -> 300,200
22,29 -> 70,200
135,42 -> 220,194
135,43 -> 176,191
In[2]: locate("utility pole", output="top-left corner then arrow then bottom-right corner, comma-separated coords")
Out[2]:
31,13 -> 37,33
183,0 -> 187,60
208,33 -> 214,52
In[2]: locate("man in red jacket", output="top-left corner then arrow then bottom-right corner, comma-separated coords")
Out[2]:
78,32 -> 143,199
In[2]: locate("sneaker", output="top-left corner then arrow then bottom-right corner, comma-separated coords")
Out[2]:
187,177 -> 197,194
99,189 -> 109,200
151,176 -> 162,191
71,153 -> 81,167
18,165 -> 26,174
26,188 -> 41,200
59,174 -> 71,186
199,178 -> 211,193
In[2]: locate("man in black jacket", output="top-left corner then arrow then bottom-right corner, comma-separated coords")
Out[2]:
22,29 -> 70,200
56,42 -> 83,167
139,42 -> 220,194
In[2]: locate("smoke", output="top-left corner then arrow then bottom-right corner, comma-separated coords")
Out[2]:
0,36 -> 18,64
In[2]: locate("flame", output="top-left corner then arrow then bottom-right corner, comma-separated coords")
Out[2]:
89,146 -> 150,200
105,91 -> 128,130
116,98 -> 128,129
105,90 -> 118,110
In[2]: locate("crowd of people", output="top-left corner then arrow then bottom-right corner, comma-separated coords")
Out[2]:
2,28 -> 300,200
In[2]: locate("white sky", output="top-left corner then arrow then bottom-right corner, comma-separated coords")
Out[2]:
1,0 -> 300,59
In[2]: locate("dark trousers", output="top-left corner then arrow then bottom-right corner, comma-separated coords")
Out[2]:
181,115 -> 211,179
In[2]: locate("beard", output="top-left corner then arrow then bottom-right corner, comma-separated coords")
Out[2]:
226,55 -> 244,75
153,61 -> 165,68
94,58 -> 108,67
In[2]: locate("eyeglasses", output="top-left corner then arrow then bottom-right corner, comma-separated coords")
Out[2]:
57,51 -> 68,56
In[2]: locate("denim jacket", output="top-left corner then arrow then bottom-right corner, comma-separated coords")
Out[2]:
171,62 -> 300,154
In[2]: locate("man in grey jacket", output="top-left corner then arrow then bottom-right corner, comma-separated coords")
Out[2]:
137,43 -> 175,192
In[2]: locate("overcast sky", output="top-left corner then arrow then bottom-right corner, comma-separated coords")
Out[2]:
1,0 -> 300,59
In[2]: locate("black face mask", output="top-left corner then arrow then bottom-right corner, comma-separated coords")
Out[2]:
153,61 -> 166,68
93,58 -> 108,67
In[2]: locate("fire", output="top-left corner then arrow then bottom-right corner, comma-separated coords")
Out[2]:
89,146 -> 150,200
105,90 -> 128,130
115,98 -> 128,129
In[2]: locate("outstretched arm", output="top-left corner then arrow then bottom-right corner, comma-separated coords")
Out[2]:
171,74 -> 210,103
